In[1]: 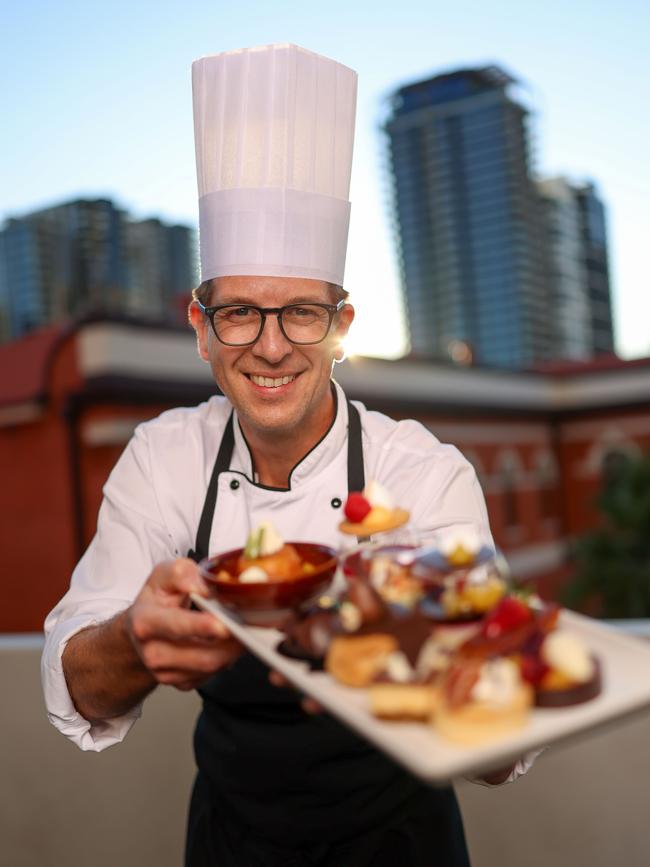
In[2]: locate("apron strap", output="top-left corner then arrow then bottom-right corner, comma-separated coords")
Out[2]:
188,412 -> 235,563
346,399 -> 365,493
188,395 -> 365,563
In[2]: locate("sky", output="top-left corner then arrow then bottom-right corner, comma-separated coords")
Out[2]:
2,0 -> 649,359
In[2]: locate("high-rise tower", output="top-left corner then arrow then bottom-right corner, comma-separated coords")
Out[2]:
0,199 -> 197,341
385,66 -> 551,368
538,178 -> 615,360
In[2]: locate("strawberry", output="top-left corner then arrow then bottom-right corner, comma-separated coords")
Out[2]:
344,492 -> 372,523
481,596 -> 532,639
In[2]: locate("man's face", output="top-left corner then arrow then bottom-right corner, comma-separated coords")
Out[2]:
190,276 -> 354,442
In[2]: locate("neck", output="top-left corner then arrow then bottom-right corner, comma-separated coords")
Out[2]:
240,391 -> 336,488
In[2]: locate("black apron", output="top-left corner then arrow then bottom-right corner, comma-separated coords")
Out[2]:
186,400 -> 470,867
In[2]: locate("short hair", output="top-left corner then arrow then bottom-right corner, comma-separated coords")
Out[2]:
192,279 -> 349,306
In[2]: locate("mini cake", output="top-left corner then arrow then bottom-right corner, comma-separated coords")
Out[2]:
326,633 -> 399,687
368,634 -> 449,721
434,656 -> 533,745
520,630 -> 602,707
317,582 -> 448,719
339,481 -> 410,536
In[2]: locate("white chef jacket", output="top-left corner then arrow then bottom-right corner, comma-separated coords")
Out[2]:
42,381 -> 538,781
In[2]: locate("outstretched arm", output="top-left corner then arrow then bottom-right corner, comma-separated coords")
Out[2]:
62,559 -> 241,722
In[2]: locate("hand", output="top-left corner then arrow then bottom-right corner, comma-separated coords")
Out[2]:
268,670 -> 324,714
475,762 -> 518,785
127,558 -> 242,691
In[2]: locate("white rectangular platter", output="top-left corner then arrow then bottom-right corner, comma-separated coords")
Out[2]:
192,594 -> 650,784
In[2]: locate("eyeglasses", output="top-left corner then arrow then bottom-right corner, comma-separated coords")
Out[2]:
197,299 -> 345,347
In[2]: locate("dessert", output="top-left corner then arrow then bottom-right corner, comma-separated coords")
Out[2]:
279,576 -> 389,667
343,545 -> 424,609
438,562 -> 506,620
520,629 -> 602,707
438,529 -> 484,568
215,521 -> 315,583
339,481 -> 410,536
200,525 -> 337,626
458,594 -> 560,659
411,535 -> 509,650
457,593 -> 602,708
323,585 -> 444,719
326,634 -> 399,687
434,656 -> 533,745
276,545 -> 602,744
368,634 -> 448,721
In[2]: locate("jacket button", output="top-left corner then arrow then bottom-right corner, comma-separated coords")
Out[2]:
331,497 -> 342,509
230,479 -> 240,490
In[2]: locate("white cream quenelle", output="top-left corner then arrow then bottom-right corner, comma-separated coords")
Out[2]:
192,43 -> 358,285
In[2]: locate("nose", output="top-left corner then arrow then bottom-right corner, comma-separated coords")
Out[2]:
251,312 -> 293,363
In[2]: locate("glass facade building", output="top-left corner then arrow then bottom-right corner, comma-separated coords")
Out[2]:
576,184 -> 615,355
385,66 -> 551,368
538,178 -> 615,360
0,199 -> 197,342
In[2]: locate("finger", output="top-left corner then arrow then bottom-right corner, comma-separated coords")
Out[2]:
301,697 -> 324,715
142,638 -> 243,677
130,606 -> 231,644
269,670 -> 291,689
151,559 -> 210,599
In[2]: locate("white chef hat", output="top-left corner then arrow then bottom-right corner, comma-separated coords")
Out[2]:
192,43 -> 357,286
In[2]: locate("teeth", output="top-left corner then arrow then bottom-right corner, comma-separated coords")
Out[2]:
251,374 -> 295,388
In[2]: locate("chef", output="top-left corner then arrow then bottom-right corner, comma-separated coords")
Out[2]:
42,44 -> 533,866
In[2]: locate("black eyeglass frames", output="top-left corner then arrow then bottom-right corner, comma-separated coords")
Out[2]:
197,299 -> 345,346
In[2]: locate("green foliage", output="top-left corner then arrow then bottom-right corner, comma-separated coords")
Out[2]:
562,454 -> 650,618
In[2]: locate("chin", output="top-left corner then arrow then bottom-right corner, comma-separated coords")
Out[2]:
246,406 -> 304,436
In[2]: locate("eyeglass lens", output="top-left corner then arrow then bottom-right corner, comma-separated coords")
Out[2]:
213,305 -> 332,345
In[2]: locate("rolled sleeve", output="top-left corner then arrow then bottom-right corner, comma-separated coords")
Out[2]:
41,423 -> 176,751
468,747 -> 547,787
41,609 -> 143,752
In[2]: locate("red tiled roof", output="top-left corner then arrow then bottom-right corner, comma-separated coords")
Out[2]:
0,324 -> 68,407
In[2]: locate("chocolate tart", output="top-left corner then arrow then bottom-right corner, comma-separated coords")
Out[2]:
535,657 -> 602,708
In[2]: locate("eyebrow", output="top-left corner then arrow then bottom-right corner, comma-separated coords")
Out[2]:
214,296 -> 330,306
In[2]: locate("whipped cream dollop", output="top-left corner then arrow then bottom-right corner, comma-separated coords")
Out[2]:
339,601 -> 362,632
437,528 -> 482,567
471,658 -> 521,707
542,631 -> 595,682
243,520 -> 284,559
239,565 -> 270,583
363,480 -> 394,510
383,651 -> 415,683
239,520 -> 286,581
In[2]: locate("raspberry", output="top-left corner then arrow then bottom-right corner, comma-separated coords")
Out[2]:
482,596 -> 532,639
520,654 -> 549,685
344,492 -> 372,523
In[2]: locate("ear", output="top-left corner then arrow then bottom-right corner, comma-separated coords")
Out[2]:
189,300 -> 210,362
333,303 -> 355,341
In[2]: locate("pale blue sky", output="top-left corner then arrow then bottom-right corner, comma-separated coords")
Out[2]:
2,0 -> 649,358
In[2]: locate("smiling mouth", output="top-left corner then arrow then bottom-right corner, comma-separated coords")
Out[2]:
247,374 -> 297,388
